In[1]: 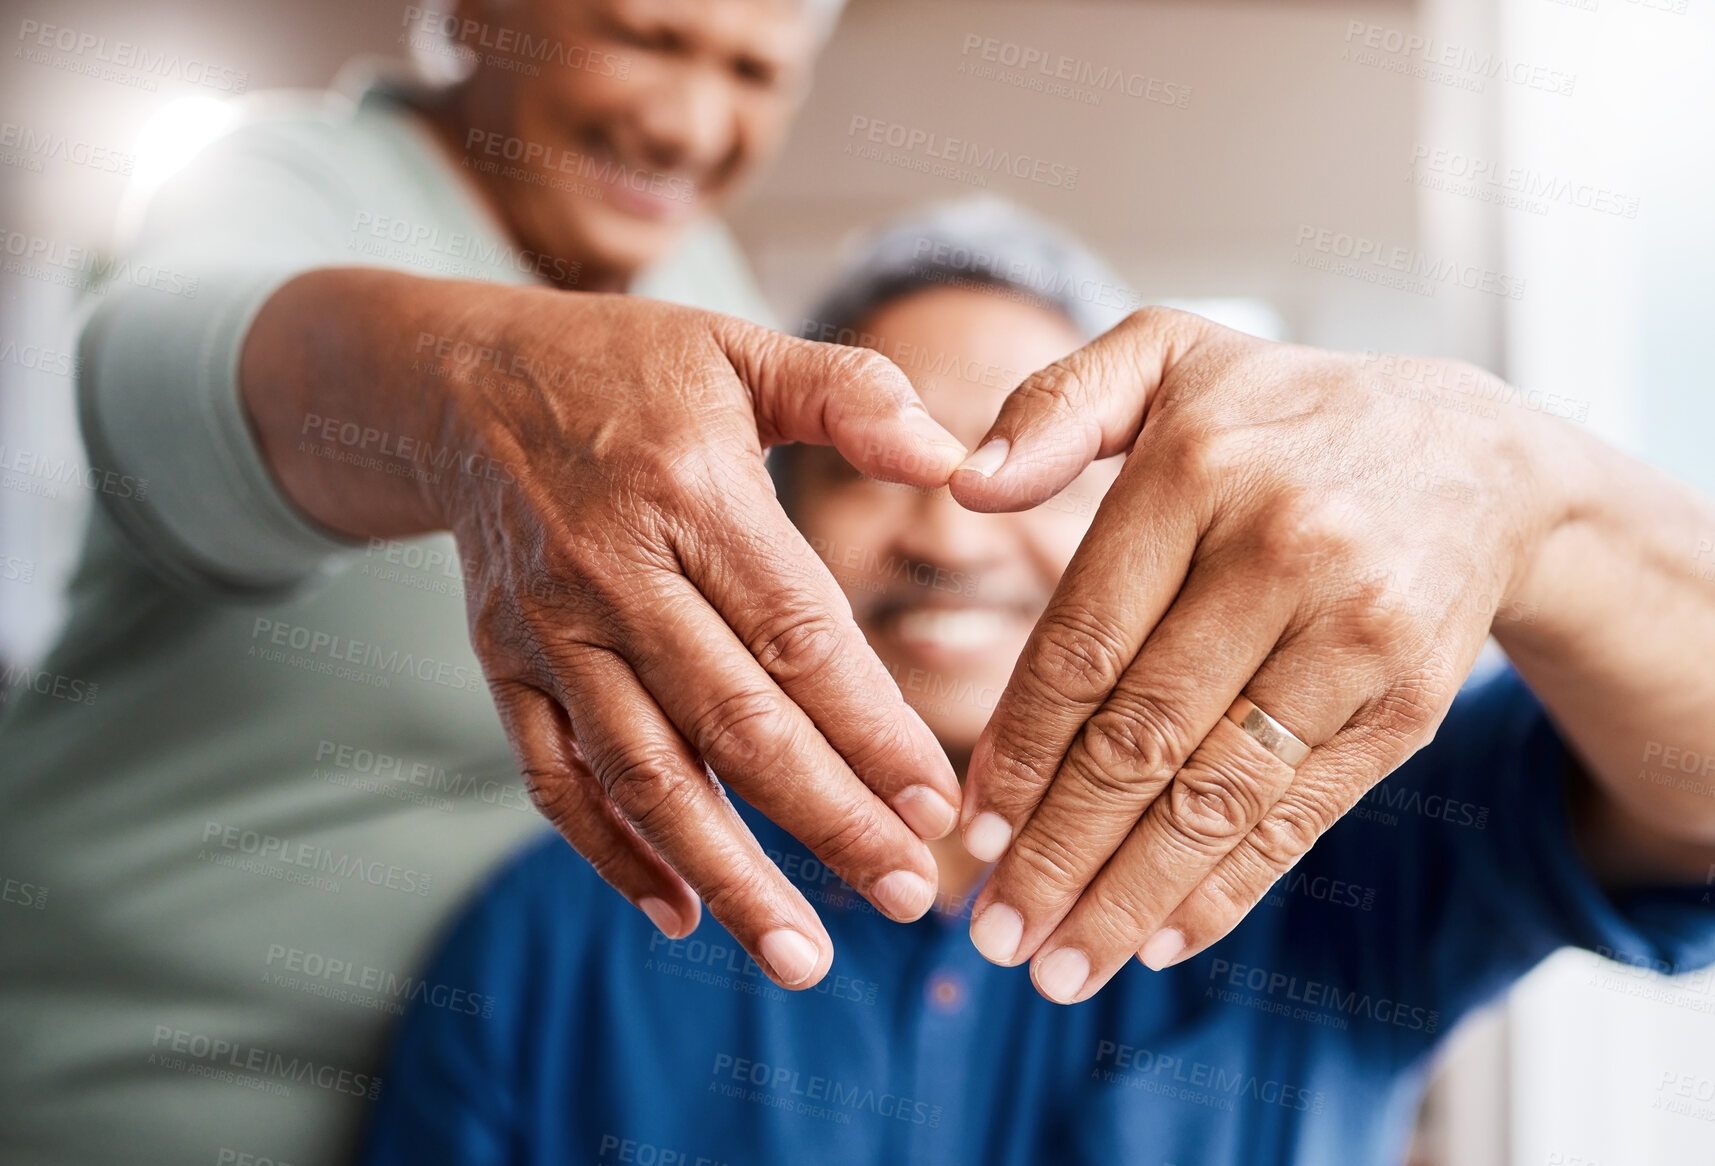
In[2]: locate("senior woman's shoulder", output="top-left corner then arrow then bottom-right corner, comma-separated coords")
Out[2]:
137,74 -> 451,215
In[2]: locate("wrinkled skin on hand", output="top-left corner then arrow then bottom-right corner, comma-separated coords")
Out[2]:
433,293 -> 971,988
950,306 -> 1555,1004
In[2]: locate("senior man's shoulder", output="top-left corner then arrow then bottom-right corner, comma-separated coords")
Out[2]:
442,833 -> 639,965
475,832 -> 613,917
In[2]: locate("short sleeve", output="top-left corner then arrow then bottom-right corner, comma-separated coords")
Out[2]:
76,124 -> 371,599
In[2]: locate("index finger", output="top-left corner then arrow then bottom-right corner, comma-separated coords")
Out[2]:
616,570 -> 945,930
958,446 -> 1206,862
671,460 -> 963,838
940,308 -> 1209,860
947,305 -> 1198,514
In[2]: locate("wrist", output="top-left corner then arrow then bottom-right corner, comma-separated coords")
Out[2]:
395,280 -> 562,533
1490,397 -> 1593,652
242,269 -> 525,540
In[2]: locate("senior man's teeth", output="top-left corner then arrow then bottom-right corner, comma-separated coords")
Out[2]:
892,608 -> 1014,649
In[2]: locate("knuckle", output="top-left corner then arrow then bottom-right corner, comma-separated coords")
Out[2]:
598,745 -> 694,834
1248,801 -> 1327,867
1251,493 -> 1334,568
1079,695 -> 1200,786
1165,766 -> 1265,851
1157,424 -> 1244,495
580,849 -> 631,890
573,831 -> 650,892
687,686 -> 797,776
516,624 -> 599,697
1126,304 -> 1174,331
546,545 -> 634,620
1200,428 -> 1254,479
1348,565 -> 1401,620
840,719 -> 919,795
1178,441 -> 1226,499
643,440 -> 754,515
1082,880 -> 1151,941
523,765 -> 579,830
1029,608 -> 1134,705
807,804 -> 888,876
1062,746 -> 1149,807
1344,597 -> 1421,657
976,743 -> 1061,818
1367,673 -> 1447,744
833,344 -> 903,387
699,864 -> 786,930
1128,303 -> 1200,340
655,447 -> 724,501
1196,863 -> 1267,922
465,574 -> 525,645
1006,830 -> 1087,898
724,314 -> 781,366
1016,358 -> 1089,417
746,606 -> 847,686
1334,567 -> 1441,655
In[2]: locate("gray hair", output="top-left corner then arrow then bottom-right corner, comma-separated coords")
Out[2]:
798,195 -> 1138,346
775,197 -> 1133,507
408,0 -> 849,84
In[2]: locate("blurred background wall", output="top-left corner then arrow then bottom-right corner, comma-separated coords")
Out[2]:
730,0 -> 1453,358
2,0 -> 1463,668
4,2 -> 1712,1162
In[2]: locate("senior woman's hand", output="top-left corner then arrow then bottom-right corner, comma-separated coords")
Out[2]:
948,307 -> 1561,1003
243,271 -> 968,989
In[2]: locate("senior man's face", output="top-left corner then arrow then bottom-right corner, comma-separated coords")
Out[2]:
789,286 -> 1123,762
449,0 -> 814,286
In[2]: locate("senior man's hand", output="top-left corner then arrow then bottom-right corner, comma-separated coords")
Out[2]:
947,307 -> 1559,1004
244,272 -> 968,989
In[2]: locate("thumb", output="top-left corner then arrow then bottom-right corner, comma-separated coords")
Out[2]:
948,305 -> 1203,514
719,320 -> 969,489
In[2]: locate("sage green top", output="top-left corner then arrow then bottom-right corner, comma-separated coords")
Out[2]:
0,75 -> 774,1166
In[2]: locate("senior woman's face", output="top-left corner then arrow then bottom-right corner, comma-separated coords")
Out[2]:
789,286 -> 1123,759
451,0 -> 814,284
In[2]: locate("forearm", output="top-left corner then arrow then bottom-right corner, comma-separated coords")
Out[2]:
1499,416 -> 1715,856
240,267 -> 545,540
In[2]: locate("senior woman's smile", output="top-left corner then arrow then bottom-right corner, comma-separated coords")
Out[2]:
425,0 -> 817,287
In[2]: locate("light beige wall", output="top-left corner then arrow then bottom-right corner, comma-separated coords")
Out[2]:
0,0 -> 1485,363
0,0 -> 404,240
733,0 -> 1480,359
0,0 -> 406,660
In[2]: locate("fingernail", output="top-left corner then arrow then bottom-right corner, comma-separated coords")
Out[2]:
957,437 -> 1010,478
969,903 -> 1023,964
963,811 -> 1013,862
759,929 -> 821,987
903,406 -> 969,459
1139,927 -> 1187,971
638,897 -> 684,938
1035,947 -> 1090,1005
894,785 -> 958,839
871,870 -> 936,920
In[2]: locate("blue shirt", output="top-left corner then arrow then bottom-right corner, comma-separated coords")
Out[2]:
362,669 -> 1715,1166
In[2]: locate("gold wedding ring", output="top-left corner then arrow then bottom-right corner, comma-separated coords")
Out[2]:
1225,696 -> 1311,768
